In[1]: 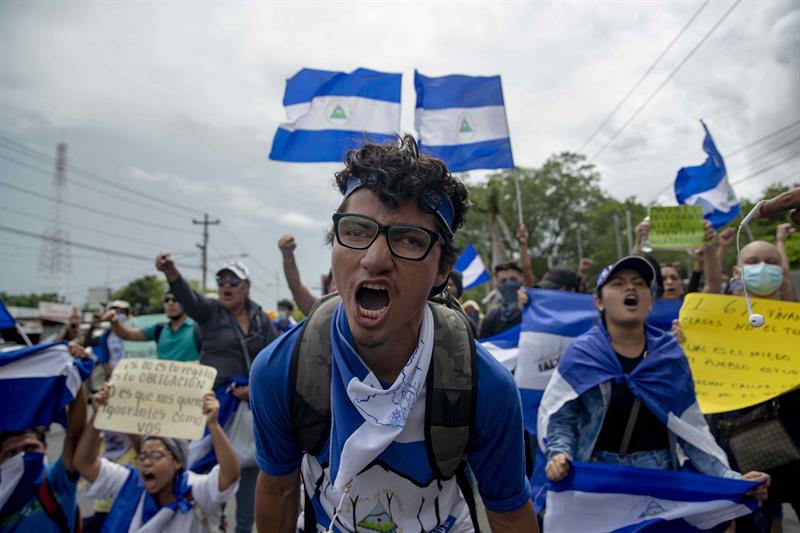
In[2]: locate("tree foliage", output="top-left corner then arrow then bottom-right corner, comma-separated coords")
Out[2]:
458,152 -> 798,295
110,275 -> 166,315
0,292 -> 64,307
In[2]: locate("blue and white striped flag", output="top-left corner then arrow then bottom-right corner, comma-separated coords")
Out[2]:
0,299 -> 15,329
675,121 -> 740,229
546,461 -> 757,533
517,290 -> 682,510
480,324 -> 519,371
414,71 -> 514,172
0,342 -> 92,431
269,67 -> 401,163
453,244 -> 490,290
189,375 -> 248,472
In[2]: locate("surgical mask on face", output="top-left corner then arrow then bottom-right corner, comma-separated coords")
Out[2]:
742,263 -> 783,296
498,281 -> 522,321
116,313 -> 128,323
278,311 -> 288,321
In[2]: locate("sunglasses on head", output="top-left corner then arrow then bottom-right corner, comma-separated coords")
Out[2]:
216,275 -> 243,288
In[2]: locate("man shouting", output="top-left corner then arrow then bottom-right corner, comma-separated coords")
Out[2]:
250,135 -> 536,532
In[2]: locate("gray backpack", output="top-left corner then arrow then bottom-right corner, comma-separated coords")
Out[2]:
290,292 -> 480,530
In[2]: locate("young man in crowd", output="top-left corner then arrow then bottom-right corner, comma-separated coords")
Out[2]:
273,299 -> 297,335
479,261 -> 528,339
104,291 -> 200,362
250,135 -> 536,532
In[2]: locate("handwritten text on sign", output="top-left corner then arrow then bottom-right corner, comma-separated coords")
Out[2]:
680,293 -> 800,414
94,358 -> 217,440
649,205 -> 705,250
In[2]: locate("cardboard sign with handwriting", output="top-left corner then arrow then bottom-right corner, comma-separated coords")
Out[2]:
680,293 -> 800,414
649,205 -> 705,250
94,358 -> 216,440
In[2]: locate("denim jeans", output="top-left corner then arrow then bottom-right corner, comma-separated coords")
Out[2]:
591,449 -> 672,470
236,466 -> 258,533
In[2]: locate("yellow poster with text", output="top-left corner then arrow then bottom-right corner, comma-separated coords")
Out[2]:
680,293 -> 800,414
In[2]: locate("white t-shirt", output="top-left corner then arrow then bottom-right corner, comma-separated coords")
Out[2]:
83,458 -> 239,533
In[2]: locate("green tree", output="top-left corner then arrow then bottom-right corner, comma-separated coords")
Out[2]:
0,292 -> 64,307
111,275 -> 166,315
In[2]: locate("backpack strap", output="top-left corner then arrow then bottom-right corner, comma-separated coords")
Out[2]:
290,292 -> 340,456
36,475 -> 81,533
425,302 -> 476,480
291,293 -> 476,480
192,321 -> 202,353
153,322 -> 166,343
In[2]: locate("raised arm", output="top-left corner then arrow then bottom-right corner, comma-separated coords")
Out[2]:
156,252 -> 213,323
278,235 -> 317,315
105,309 -> 147,341
203,392 -> 240,491
716,227 -> 735,275
256,470 -> 301,533
516,225 -> 536,288
701,221 -> 722,294
632,218 -> 650,254
73,385 -> 110,483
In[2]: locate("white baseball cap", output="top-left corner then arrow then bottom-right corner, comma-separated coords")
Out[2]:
216,259 -> 250,281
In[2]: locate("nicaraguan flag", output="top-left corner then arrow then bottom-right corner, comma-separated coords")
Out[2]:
675,121 -> 740,229
269,67 -> 401,163
545,461 -> 757,533
0,342 -> 92,431
480,324 -> 519,371
189,375 -> 248,472
516,289 -> 682,511
0,299 -> 15,329
453,244 -> 490,290
415,71 -> 514,172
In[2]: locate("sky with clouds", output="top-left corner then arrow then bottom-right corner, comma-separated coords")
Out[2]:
1,1 -> 798,308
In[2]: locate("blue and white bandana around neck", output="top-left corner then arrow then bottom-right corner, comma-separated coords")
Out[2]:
329,302 -> 434,490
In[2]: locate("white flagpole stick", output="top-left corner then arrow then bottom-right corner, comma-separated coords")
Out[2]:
513,168 -> 524,227
498,78 -> 523,227
16,323 -> 33,346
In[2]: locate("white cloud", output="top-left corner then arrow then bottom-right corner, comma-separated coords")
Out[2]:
128,166 -> 212,193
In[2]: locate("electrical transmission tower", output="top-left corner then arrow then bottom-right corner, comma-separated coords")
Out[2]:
38,142 -> 72,299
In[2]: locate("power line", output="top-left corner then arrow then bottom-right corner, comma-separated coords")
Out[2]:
592,0 -> 743,161
730,149 -> 800,186
580,0 -> 710,151
0,136 -> 205,216
0,181 -> 197,236
0,151 -> 193,223
0,224 -> 158,261
0,202 -> 177,249
725,119 -> 800,158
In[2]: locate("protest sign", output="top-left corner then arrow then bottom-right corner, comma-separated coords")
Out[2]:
38,302 -> 79,324
94,358 -> 217,440
680,293 -> 800,414
649,205 -> 705,250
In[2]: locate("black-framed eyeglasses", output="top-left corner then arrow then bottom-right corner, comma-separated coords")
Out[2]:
216,275 -> 243,288
332,213 -> 443,261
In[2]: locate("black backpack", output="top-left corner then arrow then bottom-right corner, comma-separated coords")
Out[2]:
290,292 -> 481,531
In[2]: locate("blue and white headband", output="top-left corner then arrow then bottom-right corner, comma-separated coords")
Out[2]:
343,176 -> 455,237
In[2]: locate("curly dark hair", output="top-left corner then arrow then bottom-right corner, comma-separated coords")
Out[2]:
325,134 -> 470,267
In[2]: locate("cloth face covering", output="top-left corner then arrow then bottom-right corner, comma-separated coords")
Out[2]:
328,303 -> 434,490
498,281 -> 522,321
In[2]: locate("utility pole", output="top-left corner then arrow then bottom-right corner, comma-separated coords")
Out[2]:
625,209 -> 634,253
193,213 -> 220,291
612,214 -> 623,260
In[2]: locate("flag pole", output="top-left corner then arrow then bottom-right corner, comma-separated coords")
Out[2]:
498,79 -> 524,226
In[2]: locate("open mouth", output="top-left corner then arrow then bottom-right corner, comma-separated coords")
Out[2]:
623,294 -> 639,308
356,283 -> 390,319
221,290 -> 233,299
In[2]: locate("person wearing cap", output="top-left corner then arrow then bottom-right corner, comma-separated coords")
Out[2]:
155,254 -> 278,533
539,256 -> 769,507
104,292 -> 200,362
250,135 -> 536,532
74,384 -> 240,532
536,267 -> 581,292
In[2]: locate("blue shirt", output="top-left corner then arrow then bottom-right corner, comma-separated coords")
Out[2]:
250,319 -> 531,530
1,459 -> 78,533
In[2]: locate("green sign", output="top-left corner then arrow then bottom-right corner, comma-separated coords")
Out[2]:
649,205 -> 705,250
